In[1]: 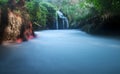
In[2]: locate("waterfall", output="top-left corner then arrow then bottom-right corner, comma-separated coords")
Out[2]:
56,15 -> 59,29
64,17 -> 69,29
62,19 -> 65,29
56,10 -> 69,29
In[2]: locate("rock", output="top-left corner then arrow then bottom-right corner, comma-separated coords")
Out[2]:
0,0 -> 35,44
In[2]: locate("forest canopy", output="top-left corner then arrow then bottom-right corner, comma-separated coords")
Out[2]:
0,0 -> 120,34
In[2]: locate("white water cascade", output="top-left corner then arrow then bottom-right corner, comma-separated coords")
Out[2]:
56,11 -> 69,29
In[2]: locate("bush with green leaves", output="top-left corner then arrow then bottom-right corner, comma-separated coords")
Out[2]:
0,0 -> 8,5
0,0 -> 8,8
26,1 -> 57,30
50,0 -> 94,28
87,0 -> 120,14
40,2 -> 57,29
26,1 -> 47,29
49,0 -> 120,29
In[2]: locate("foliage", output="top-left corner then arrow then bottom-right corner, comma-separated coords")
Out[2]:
40,2 -> 57,29
49,0 -> 94,28
26,1 -> 56,29
87,0 -> 120,14
49,0 -> 120,29
0,0 -> 8,4
1,0 -> 120,31
79,0 -> 120,34
26,1 -> 47,29
0,0 -> 8,7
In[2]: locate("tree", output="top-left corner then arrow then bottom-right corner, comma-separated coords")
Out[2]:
87,0 -> 120,14
26,1 -> 57,29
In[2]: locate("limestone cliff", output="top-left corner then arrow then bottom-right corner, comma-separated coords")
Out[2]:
0,0 -> 35,44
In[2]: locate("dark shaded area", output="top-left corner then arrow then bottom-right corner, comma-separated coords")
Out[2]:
79,14 -> 120,35
102,15 -> 120,34
0,8 -> 8,44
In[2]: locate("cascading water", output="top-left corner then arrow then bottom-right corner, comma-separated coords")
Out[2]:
56,10 -> 69,29
64,17 -> 69,29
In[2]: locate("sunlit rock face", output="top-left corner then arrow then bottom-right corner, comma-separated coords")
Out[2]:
0,0 -> 35,44
3,10 -> 22,41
